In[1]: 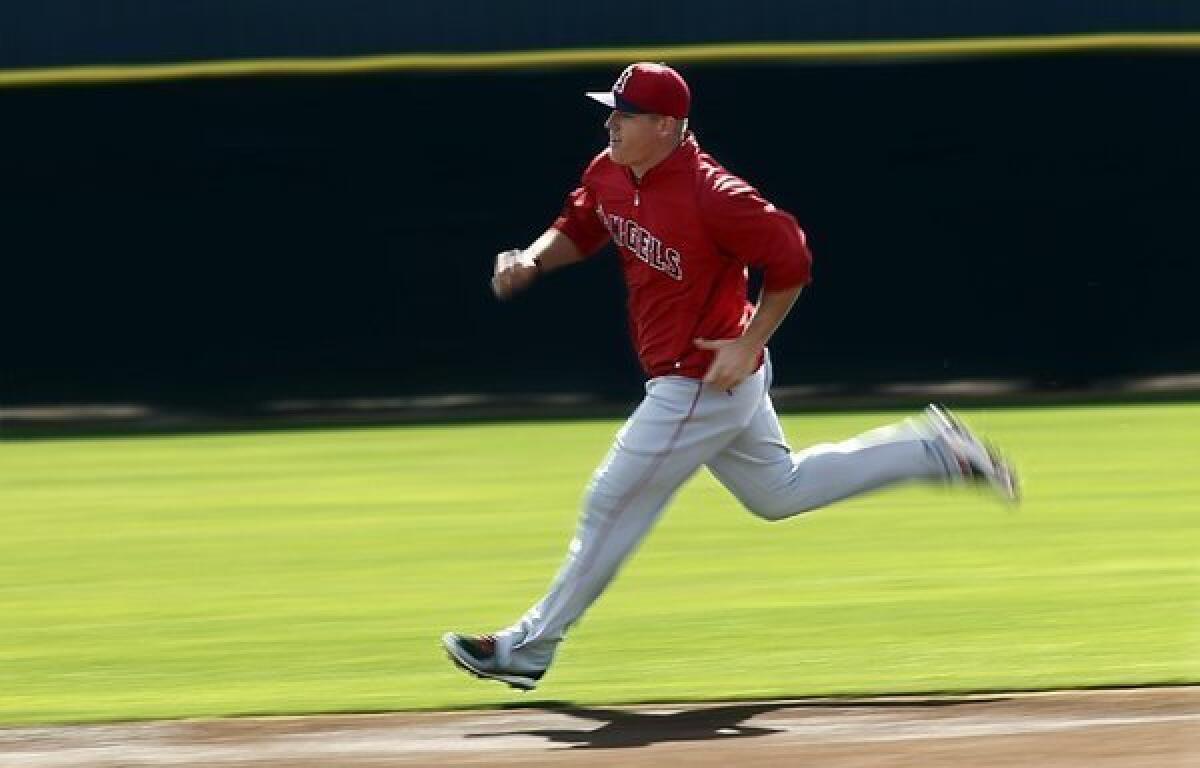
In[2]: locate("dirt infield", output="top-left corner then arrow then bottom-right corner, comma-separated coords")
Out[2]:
3,687 -> 1197,767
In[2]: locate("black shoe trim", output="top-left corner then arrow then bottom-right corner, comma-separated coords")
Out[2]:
442,634 -> 544,691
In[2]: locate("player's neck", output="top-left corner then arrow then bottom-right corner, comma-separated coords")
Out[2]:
630,137 -> 683,181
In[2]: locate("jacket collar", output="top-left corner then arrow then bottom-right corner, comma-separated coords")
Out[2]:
629,132 -> 699,186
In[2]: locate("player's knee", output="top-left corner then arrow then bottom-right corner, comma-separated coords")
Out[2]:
584,474 -> 624,517
744,496 -> 815,522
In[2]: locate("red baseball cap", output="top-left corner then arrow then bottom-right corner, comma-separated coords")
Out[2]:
586,62 -> 691,119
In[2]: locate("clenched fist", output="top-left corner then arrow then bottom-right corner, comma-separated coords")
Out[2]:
491,248 -> 541,301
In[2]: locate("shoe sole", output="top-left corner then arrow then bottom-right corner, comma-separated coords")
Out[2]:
441,632 -> 539,691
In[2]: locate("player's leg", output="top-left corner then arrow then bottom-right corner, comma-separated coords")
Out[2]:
443,367 -> 767,689
706,393 -> 955,521
706,357 -> 1016,522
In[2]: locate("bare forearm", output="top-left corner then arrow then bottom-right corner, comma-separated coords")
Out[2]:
742,285 -> 804,348
695,284 -> 803,389
525,228 -> 585,273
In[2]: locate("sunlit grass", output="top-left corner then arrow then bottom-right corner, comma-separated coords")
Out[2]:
2,403 -> 1197,724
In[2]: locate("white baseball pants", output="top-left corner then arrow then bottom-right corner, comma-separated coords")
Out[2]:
495,353 -> 957,673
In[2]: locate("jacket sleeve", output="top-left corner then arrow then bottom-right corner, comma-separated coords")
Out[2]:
699,169 -> 812,291
551,177 -> 611,258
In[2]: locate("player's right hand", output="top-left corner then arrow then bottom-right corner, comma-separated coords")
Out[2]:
491,248 -> 540,301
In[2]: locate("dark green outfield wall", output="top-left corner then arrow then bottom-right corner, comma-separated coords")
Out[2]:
2,2 -> 1195,68
3,54 -> 1198,405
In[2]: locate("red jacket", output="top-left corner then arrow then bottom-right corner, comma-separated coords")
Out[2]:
553,134 -> 812,379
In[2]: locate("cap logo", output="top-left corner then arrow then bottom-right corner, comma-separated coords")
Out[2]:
613,65 -> 635,95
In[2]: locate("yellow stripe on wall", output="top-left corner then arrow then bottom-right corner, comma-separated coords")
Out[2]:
2,33 -> 1198,89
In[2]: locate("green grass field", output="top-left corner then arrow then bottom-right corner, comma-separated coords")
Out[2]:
2,403 -> 1197,725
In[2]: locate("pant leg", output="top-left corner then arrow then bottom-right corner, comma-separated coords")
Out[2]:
500,367 -> 767,670
706,364 -> 957,522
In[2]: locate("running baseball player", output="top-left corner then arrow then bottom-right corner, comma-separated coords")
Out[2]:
443,62 -> 1018,691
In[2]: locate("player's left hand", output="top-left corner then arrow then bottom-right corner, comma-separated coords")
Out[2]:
694,337 -> 762,391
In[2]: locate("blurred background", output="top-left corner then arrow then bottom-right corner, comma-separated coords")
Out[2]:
1,1 -> 1198,420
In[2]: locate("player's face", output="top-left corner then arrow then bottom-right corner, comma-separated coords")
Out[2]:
605,110 -> 663,167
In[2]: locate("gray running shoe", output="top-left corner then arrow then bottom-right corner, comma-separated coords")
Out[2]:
925,404 -> 1020,503
442,632 -> 544,691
